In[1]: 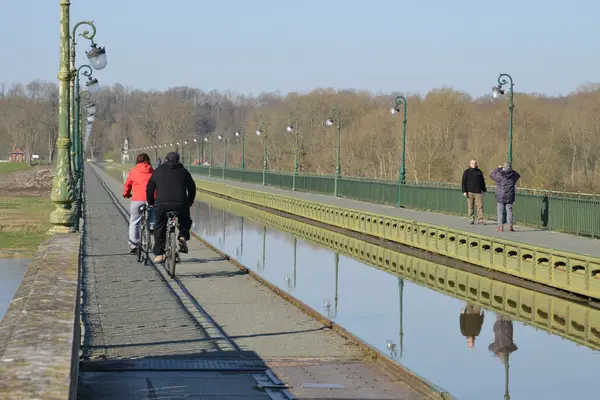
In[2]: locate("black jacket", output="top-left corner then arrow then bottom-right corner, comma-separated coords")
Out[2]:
462,167 -> 487,194
146,160 -> 196,206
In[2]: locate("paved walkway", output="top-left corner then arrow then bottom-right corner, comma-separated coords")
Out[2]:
79,164 -> 423,399
194,175 -> 600,258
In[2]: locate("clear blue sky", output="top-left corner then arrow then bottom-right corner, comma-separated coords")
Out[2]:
1,0 -> 598,97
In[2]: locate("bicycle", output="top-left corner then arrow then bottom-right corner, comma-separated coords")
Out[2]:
137,204 -> 154,265
164,211 -> 181,278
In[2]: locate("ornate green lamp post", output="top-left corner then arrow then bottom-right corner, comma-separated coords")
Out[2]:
193,138 -> 199,165
492,73 -> 515,166
50,4 -> 107,233
50,0 -> 75,233
324,109 -> 341,197
217,134 -> 229,179
390,95 -> 408,208
204,136 -> 213,177
74,66 -> 99,176
285,122 -> 300,191
235,129 -> 245,169
256,123 -> 268,186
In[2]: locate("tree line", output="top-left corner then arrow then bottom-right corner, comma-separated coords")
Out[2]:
1,80 -> 599,192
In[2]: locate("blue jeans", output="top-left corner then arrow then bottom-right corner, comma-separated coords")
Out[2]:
128,201 -> 146,246
497,202 -> 513,227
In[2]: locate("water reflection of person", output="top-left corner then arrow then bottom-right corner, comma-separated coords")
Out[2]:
489,314 -> 518,362
460,303 -> 485,348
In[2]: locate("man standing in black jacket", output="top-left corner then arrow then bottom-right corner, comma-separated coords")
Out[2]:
461,159 -> 487,224
146,152 -> 196,263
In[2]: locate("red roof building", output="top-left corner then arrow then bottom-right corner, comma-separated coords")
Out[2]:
8,146 -> 25,162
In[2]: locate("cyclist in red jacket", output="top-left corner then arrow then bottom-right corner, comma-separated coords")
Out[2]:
123,153 -> 154,253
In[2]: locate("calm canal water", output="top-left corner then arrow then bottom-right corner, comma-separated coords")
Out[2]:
191,198 -> 599,400
0,258 -> 29,321
106,164 -> 599,400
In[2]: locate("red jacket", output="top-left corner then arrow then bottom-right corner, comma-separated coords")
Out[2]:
123,162 -> 154,201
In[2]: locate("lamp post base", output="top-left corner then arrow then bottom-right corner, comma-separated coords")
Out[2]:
49,206 -> 75,234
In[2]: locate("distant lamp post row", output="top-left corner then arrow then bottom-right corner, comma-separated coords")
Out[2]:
125,72 -> 515,208
50,4 -> 108,233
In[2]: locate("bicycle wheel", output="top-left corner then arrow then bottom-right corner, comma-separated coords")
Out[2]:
167,229 -> 177,278
137,218 -> 144,262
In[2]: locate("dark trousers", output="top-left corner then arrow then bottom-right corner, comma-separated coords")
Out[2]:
153,203 -> 192,255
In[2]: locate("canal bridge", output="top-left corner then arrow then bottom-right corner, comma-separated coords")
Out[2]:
1,161 -> 599,400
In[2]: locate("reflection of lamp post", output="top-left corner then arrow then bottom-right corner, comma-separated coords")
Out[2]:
390,96 -> 408,207
222,209 -> 226,245
324,109 -> 341,197
398,277 -> 404,359
334,252 -> 339,317
240,217 -> 244,257
492,73 -> 515,166
261,226 -> 267,271
285,123 -> 300,191
285,237 -> 298,290
323,253 -> 340,319
504,355 -> 510,400
256,123 -> 267,185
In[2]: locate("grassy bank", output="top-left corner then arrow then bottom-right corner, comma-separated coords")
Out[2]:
0,196 -> 54,256
0,163 -> 31,174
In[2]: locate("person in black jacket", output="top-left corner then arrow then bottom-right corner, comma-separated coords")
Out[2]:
461,159 -> 487,224
146,152 -> 196,263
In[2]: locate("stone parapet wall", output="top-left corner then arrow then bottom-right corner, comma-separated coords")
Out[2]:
0,233 -> 81,400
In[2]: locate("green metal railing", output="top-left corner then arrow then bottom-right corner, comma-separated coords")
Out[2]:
122,160 -> 600,238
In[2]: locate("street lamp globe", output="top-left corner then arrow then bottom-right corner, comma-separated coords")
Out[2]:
217,134 -> 223,140
184,140 -> 188,145
286,125 -> 294,133
86,115 -> 95,123
86,43 -> 108,70
235,131 -> 241,137
492,86 -> 505,99
204,137 -> 209,142
193,138 -> 198,143
324,118 -> 334,127
256,129 -> 263,136
176,142 -> 180,145
390,107 -> 399,115
86,78 -> 100,94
